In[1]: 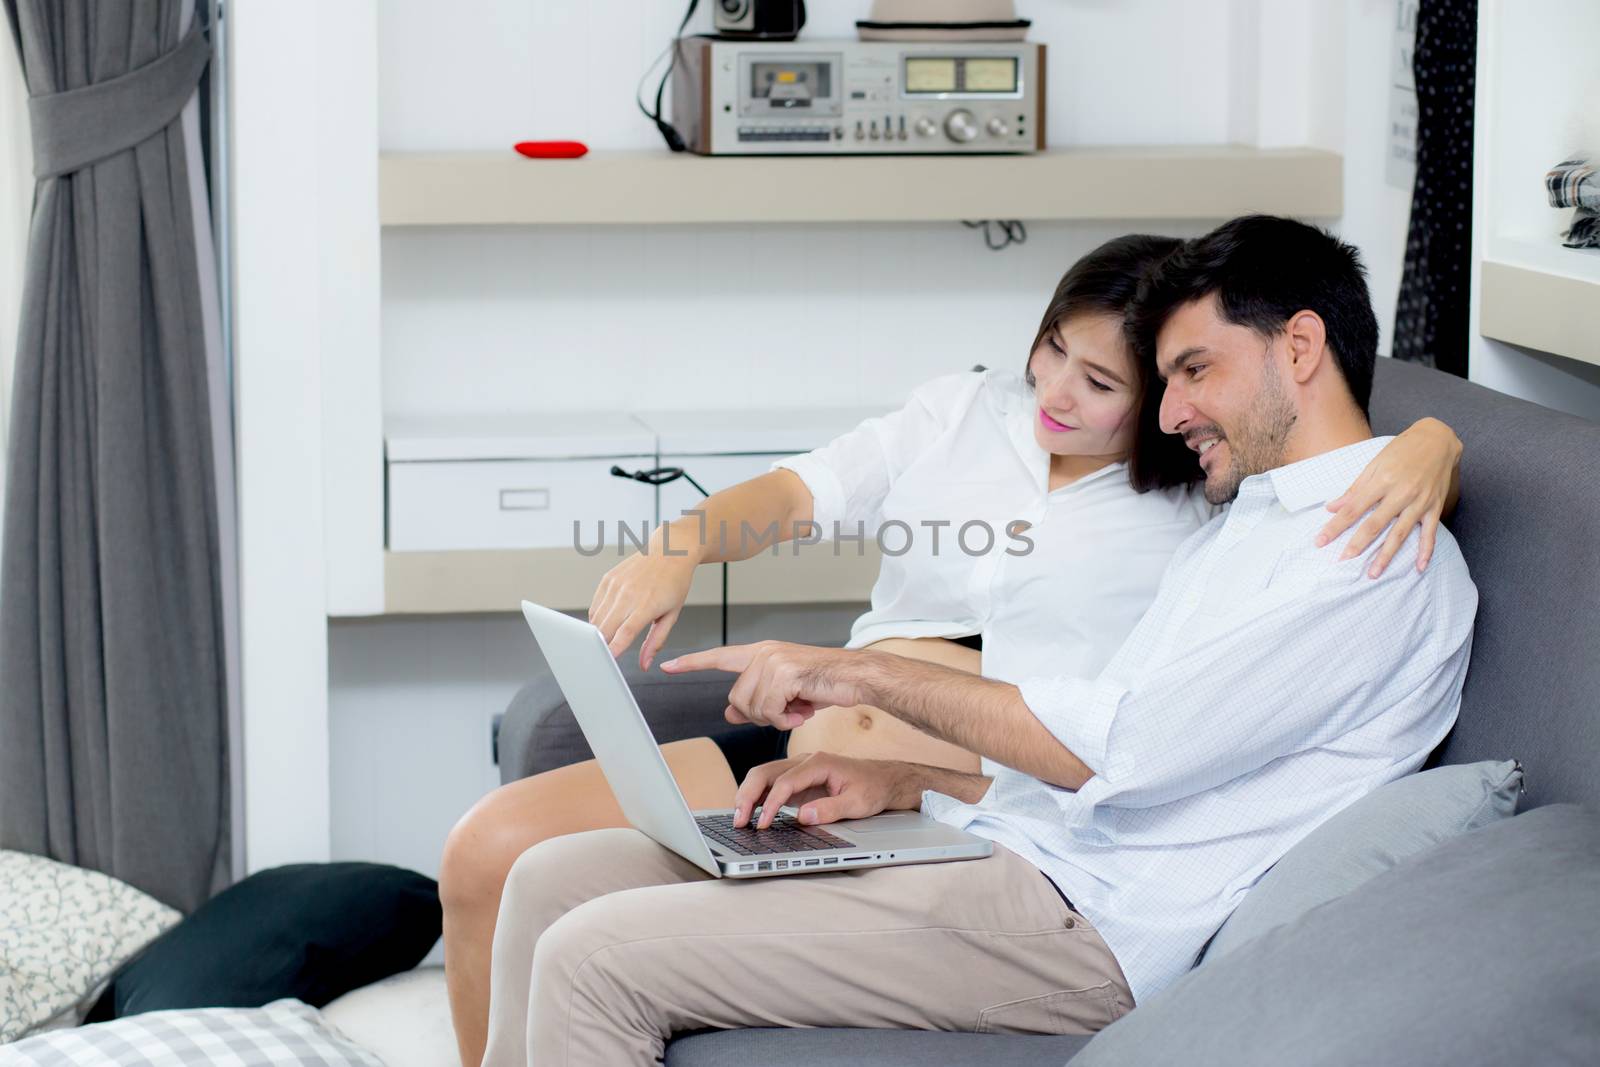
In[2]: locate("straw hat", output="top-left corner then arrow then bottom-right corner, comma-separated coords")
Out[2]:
858,0 -> 1029,41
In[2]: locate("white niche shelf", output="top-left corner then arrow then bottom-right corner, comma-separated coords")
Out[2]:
380,407 -> 889,616
368,145 -> 1345,617
379,146 -> 1344,227
1479,237 -> 1600,369
383,545 -> 883,615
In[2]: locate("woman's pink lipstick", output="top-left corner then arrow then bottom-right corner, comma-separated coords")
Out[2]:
1039,409 -> 1074,432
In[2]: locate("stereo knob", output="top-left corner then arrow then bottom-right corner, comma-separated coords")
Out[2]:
914,116 -> 938,138
944,109 -> 979,144
986,117 -> 1009,137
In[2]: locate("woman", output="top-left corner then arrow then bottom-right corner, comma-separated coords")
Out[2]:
441,234 -> 1461,1067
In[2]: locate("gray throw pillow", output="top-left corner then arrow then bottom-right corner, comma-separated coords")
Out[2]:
1201,758 -> 1522,964
1073,805 -> 1600,1067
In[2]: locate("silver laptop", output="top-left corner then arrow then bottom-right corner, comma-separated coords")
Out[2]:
521,601 -> 993,878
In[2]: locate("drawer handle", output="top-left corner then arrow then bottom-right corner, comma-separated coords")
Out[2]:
499,488 -> 551,511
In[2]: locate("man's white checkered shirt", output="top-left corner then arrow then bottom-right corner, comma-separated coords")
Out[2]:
922,436 -> 1478,1004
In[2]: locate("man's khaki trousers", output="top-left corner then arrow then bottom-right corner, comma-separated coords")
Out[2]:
478,828 -> 1133,1066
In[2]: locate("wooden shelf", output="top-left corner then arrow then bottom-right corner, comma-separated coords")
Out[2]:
381,544 -> 882,615
1480,238 -> 1600,368
379,146 -> 1343,227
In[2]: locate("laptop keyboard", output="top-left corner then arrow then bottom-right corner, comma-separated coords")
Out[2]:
695,813 -> 854,855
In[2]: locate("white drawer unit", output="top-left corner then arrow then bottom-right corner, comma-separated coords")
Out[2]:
386,407 -> 890,554
386,413 -> 657,551
637,407 -> 884,528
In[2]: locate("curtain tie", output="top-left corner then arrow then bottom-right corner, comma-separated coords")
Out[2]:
28,25 -> 211,181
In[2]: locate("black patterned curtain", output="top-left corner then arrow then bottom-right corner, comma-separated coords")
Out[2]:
1392,0 -> 1477,376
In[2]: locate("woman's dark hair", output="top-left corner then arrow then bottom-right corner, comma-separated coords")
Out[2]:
1026,234 -> 1201,491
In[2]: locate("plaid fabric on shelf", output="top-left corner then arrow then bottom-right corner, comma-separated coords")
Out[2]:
1545,159 -> 1600,249
1566,210 -> 1600,249
1546,158 -> 1599,210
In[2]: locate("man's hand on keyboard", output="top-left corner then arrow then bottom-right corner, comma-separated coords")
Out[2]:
734,753 -> 917,830
661,641 -> 876,730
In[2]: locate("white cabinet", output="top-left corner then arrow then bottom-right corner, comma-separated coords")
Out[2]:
384,406 -> 886,560
639,407 -> 883,527
386,413 -> 656,551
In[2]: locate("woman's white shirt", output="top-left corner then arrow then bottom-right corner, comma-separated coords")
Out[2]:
773,369 -> 1217,689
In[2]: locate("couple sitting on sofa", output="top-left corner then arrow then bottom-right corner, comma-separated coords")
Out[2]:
440,215 -> 1478,1067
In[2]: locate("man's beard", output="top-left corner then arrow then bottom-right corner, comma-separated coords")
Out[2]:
1203,359 -> 1298,505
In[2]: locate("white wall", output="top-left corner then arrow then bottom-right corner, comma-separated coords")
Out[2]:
1467,0 -> 1600,421
378,1 -> 1238,155
320,0 -> 1426,878
1338,0 -> 1416,361
376,0 -> 1244,422
318,3 -> 384,617
377,1 -> 1413,425
380,219 -> 1218,420
0,27 -> 31,534
231,0 -> 334,870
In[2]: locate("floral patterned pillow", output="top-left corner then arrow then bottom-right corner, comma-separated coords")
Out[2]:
0,850 -> 181,1043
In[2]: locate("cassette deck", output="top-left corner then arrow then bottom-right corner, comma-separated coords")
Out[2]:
670,36 -> 1045,155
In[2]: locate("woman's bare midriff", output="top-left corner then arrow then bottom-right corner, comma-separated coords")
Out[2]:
784,637 -> 982,774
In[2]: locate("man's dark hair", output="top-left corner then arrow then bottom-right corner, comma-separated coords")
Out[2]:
1129,215 -> 1380,415
1026,234 -> 1200,491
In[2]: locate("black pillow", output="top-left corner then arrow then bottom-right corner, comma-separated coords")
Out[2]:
89,862 -> 441,1019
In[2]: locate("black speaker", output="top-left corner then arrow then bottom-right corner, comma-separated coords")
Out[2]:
713,0 -> 806,40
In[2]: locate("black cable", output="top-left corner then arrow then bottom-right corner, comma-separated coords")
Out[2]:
961,219 -> 1028,251
636,0 -> 701,152
610,464 -> 728,646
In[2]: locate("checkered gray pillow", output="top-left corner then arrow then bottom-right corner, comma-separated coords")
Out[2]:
0,999 -> 385,1066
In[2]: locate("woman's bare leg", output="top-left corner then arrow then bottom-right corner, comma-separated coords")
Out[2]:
439,738 -> 737,1067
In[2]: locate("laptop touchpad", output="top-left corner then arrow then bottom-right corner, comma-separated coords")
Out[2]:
834,814 -> 929,833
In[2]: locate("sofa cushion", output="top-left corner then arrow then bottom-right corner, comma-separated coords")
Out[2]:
1072,805 -> 1600,1067
90,863 -> 441,1019
665,1027 -> 1094,1066
502,666 -> 736,782
321,966 -> 456,1067
1201,759 -> 1522,963
1368,359 -> 1600,811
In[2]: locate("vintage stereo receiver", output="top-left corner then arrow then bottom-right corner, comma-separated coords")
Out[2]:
670,36 -> 1045,155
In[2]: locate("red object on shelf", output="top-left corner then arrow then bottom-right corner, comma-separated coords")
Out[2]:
513,140 -> 589,159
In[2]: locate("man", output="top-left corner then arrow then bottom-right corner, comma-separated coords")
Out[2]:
478,216 -> 1477,1066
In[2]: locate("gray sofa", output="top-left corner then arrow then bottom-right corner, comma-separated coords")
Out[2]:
501,359 -> 1600,1065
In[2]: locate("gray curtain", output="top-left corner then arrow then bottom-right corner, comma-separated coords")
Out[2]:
0,0 -> 227,912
